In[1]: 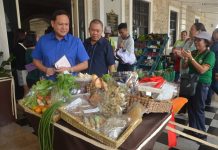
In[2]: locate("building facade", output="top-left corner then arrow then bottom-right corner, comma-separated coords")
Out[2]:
1,0 -> 217,60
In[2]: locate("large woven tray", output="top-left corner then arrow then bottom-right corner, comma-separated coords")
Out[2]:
18,99 -> 41,117
18,99 -> 61,122
59,106 -> 142,148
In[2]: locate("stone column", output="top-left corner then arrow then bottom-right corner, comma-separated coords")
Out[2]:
0,0 -> 9,60
85,0 -> 93,38
94,0 -> 104,22
180,4 -> 187,31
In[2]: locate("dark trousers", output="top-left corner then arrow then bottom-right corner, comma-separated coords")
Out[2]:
174,71 -> 180,82
206,80 -> 218,105
117,63 -> 133,72
206,87 -> 213,105
188,82 -> 210,132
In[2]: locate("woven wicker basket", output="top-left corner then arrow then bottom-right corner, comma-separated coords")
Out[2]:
86,82 -> 96,94
127,94 -> 172,113
146,100 -> 172,113
18,99 -> 61,122
18,99 -> 41,117
59,106 -> 142,148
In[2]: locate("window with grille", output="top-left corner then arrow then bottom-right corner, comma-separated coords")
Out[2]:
78,0 -> 86,41
170,10 -> 177,47
133,0 -> 149,39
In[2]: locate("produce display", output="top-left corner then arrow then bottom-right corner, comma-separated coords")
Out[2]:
19,71 -> 174,148
22,80 -> 54,113
22,74 -> 79,114
51,74 -> 79,101
135,33 -> 169,75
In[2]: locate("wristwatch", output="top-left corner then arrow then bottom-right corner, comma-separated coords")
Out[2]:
69,67 -> 74,73
190,58 -> 194,61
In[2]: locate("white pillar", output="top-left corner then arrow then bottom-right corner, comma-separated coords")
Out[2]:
15,0 -> 21,28
120,0 -> 125,23
0,0 -> 9,60
85,0 -> 93,38
96,0 -> 104,23
180,4 -> 187,31
71,0 -> 79,37
128,0 -> 133,36
149,0 -> 153,33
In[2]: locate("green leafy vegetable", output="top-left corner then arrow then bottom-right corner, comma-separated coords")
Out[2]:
102,74 -> 112,83
38,101 -> 63,150
52,74 -> 79,100
32,80 -> 54,96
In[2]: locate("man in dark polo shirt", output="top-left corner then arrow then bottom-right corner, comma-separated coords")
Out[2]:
83,19 -> 115,77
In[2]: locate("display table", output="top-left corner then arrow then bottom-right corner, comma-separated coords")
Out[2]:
0,77 -> 16,126
26,112 -> 171,150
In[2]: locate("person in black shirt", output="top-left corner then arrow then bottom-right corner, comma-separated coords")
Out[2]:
83,19 -> 115,77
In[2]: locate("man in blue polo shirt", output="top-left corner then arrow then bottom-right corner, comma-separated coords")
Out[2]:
32,10 -> 89,80
83,19 -> 115,77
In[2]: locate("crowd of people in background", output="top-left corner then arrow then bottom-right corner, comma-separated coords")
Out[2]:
11,9 -> 218,140
171,22 -> 218,139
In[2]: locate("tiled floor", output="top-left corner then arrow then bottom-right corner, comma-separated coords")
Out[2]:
154,97 -> 218,150
0,123 -> 39,150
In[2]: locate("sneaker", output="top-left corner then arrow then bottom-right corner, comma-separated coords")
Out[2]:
205,103 -> 211,106
180,129 -> 196,139
196,133 -> 207,140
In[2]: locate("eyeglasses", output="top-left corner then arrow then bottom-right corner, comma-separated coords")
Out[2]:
194,38 -> 203,42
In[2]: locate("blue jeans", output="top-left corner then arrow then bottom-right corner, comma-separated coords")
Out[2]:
188,82 -> 210,132
174,71 -> 180,82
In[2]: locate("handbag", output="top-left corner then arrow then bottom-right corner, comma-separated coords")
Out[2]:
179,73 -> 199,98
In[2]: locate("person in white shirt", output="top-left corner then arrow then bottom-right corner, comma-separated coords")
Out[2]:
117,23 -> 136,71
116,23 -> 136,71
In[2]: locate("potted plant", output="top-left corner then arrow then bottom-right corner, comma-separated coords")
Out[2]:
0,54 -> 15,77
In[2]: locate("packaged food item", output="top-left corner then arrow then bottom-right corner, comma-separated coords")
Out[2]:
100,116 -> 130,140
89,90 -> 102,106
98,81 -> 128,117
64,95 -> 99,116
76,73 -> 92,82
111,71 -> 132,83
127,103 -> 145,123
83,114 -> 106,131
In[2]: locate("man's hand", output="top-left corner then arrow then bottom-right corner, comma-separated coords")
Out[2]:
118,42 -> 124,49
55,67 -> 71,73
46,68 -> 55,76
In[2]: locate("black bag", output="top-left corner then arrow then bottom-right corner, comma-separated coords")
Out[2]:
179,73 -> 199,97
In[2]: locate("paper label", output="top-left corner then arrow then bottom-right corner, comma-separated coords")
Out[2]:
65,98 -> 82,110
83,107 -> 100,114
146,91 -> 152,96
55,55 -> 71,69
